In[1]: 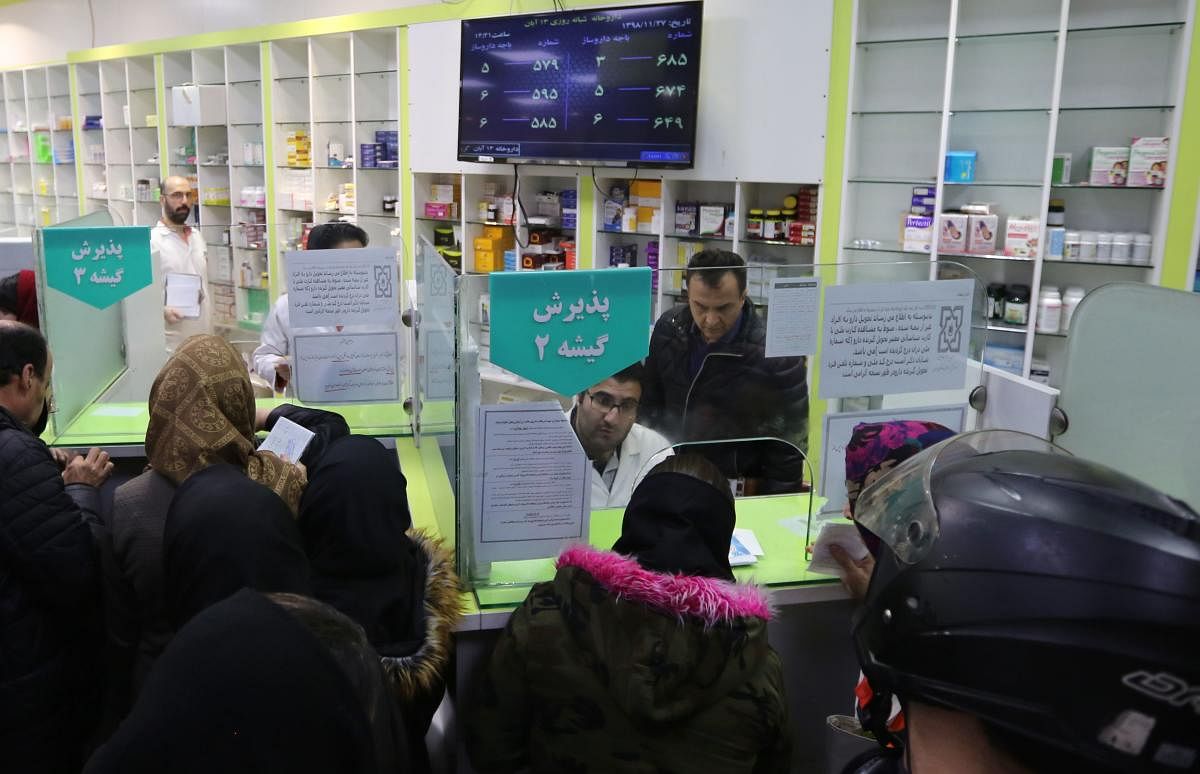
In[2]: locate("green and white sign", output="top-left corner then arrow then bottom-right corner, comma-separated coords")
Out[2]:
489,268 -> 652,396
42,226 -> 153,309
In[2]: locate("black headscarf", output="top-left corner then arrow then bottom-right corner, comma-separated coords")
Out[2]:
613,471 -> 736,582
84,589 -> 381,774
299,436 -> 427,656
164,463 -> 312,630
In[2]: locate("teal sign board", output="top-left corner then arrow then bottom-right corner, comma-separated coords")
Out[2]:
489,268 -> 652,396
42,226 -> 153,309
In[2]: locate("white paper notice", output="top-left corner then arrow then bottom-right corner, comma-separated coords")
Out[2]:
165,272 -> 202,319
820,279 -> 974,399
284,247 -> 400,329
474,402 -> 590,562
293,331 -> 400,404
806,521 -> 870,575
765,277 -> 821,358
257,415 -> 315,462
729,528 -> 765,567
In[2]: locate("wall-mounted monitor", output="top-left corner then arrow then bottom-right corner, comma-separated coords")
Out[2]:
458,2 -> 703,168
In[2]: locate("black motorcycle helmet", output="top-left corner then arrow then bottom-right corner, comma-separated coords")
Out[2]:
852,430 -> 1200,773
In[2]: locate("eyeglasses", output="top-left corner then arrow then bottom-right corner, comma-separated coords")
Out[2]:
587,390 -> 639,417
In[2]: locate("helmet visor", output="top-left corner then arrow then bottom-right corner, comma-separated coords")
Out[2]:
854,430 -> 1072,564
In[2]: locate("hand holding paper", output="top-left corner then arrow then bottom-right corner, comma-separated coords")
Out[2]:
257,416 -> 315,464
806,521 -> 870,576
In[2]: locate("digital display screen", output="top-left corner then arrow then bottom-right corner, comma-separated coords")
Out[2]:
458,2 -> 703,168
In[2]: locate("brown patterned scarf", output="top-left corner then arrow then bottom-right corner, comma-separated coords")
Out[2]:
146,334 -> 306,514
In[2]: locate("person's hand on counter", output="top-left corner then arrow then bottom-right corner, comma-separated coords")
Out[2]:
49,447 -> 75,470
62,447 -> 114,488
830,543 -> 875,601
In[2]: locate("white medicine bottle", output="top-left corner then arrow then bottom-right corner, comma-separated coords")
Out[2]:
1061,286 -> 1086,333
1036,286 -> 1062,334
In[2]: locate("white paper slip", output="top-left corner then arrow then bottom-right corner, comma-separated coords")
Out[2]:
806,521 -> 870,576
165,272 -> 202,319
257,416 -> 315,463
729,533 -> 758,567
732,528 -> 765,557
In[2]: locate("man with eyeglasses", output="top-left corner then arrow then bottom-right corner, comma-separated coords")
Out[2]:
569,363 -> 671,508
0,321 -> 112,772
152,176 -> 210,352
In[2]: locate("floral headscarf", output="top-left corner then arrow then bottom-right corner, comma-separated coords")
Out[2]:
844,420 -> 956,517
146,334 -> 306,513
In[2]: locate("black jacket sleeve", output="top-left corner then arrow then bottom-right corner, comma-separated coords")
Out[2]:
0,429 -> 98,610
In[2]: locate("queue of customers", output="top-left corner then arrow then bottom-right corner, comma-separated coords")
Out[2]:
0,226 -> 1197,772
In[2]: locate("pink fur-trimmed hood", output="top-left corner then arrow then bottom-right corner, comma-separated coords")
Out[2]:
556,544 -> 772,625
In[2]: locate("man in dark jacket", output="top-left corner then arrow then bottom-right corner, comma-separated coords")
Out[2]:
0,321 -> 113,772
641,249 -> 809,494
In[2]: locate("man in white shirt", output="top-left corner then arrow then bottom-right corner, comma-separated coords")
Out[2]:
150,176 -> 209,352
253,221 -> 369,393
570,363 -> 672,509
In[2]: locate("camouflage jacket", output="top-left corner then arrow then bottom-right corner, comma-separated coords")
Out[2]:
467,545 -> 791,774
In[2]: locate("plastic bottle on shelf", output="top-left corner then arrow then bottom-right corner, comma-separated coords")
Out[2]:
1095,232 -> 1113,262
1132,233 -> 1153,265
1110,232 -> 1133,264
1036,286 -> 1062,334
1061,286 -> 1086,333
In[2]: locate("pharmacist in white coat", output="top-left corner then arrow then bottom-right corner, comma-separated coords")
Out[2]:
570,364 -> 673,509
151,176 -> 209,352
253,221 -> 369,392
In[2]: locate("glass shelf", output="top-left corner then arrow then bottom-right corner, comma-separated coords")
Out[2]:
670,232 -> 733,242
232,204 -> 265,209
944,180 -> 1043,188
358,211 -> 398,219
228,79 -> 262,86
312,165 -> 353,170
848,177 -> 936,186
987,322 -> 1029,334
231,164 -> 263,168
742,237 -> 811,248
1059,104 -> 1174,112
1043,260 -> 1152,269
274,75 -> 309,83
1067,22 -> 1184,36
230,122 -> 264,126
857,35 -> 947,46
1050,183 -> 1165,190
416,215 -> 458,223
596,229 -> 657,237
852,109 -> 941,116
467,220 -> 515,227
312,73 -> 352,79
312,120 -> 351,125
843,241 -> 929,255
957,29 -> 1057,41
949,107 -> 1049,114
355,69 -> 398,77
941,251 -> 1034,263
1035,330 -> 1067,338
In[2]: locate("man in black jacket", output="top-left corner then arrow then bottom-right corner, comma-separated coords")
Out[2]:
642,249 -> 809,494
0,321 -> 113,772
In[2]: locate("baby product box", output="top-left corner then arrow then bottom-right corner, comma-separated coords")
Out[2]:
901,214 -> 934,253
968,214 -> 999,254
1004,216 -> 1040,258
1128,137 -> 1168,187
1089,147 -> 1130,186
938,213 -> 968,253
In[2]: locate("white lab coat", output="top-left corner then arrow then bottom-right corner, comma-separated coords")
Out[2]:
572,412 -> 673,509
151,221 -> 209,352
253,294 -> 291,391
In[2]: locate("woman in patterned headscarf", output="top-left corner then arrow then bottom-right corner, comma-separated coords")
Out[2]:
144,334 -> 306,511
99,335 -> 308,718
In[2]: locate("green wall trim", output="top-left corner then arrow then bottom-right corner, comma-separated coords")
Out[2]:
65,0 -> 632,64
1162,23 -> 1200,290
68,64 -> 85,217
807,0 -> 854,477
153,56 -> 168,183
578,175 -> 595,269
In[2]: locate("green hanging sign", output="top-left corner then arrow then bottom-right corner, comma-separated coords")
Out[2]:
42,226 -> 154,309
489,268 -> 652,396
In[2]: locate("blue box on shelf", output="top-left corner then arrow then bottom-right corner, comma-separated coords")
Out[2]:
945,151 -> 977,183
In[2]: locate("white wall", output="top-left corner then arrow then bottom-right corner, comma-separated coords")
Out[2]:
0,0 -> 437,67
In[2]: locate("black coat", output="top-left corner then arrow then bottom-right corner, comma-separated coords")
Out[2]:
0,405 -> 103,772
641,301 -> 809,493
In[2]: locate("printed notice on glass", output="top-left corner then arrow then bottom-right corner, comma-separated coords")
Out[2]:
474,402 -> 590,563
765,277 -> 821,358
293,331 -> 400,404
284,247 -> 400,329
820,279 -> 974,399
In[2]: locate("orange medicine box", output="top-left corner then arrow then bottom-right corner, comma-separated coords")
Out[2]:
482,226 -> 509,241
475,249 -> 498,271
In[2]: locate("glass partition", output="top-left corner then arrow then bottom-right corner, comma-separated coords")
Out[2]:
452,259 -> 988,605
39,218 -> 417,447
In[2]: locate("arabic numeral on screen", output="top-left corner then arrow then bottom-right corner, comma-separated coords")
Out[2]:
530,117 -> 558,129
531,88 -> 559,101
652,116 -> 684,130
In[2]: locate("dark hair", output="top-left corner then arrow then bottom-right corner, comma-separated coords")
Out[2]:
308,222 -> 369,250
685,248 -> 746,295
265,592 -> 386,722
578,362 -> 645,401
0,273 -> 18,316
646,453 -> 734,506
0,321 -> 48,385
